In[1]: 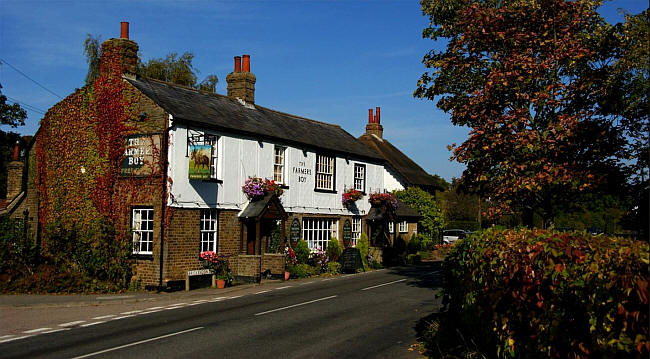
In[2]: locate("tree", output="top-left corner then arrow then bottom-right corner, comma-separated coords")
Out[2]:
415,0 -> 628,225
83,34 -> 218,91
83,34 -> 101,86
393,186 -> 445,240
0,83 -> 27,128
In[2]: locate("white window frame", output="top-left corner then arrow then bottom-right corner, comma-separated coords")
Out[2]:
132,208 -> 154,255
205,135 -> 219,180
315,154 -> 335,191
399,220 -> 408,233
273,146 -> 286,185
388,222 -> 394,233
354,164 -> 365,192
351,217 -> 362,247
200,209 -> 218,253
303,218 -> 339,250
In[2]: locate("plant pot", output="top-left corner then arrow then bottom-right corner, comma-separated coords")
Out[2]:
216,279 -> 226,289
284,271 -> 290,281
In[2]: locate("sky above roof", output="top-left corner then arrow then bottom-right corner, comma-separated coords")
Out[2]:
0,0 -> 644,181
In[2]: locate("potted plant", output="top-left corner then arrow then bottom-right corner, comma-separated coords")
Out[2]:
368,192 -> 398,211
200,251 -> 232,288
285,246 -> 297,280
341,188 -> 363,208
242,177 -> 284,201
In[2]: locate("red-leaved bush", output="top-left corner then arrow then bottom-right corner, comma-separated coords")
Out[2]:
443,229 -> 648,358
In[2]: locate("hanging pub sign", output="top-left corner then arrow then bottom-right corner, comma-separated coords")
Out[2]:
120,134 -> 161,176
188,144 -> 212,180
342,219 -> 352,248
289,219 -> 301,248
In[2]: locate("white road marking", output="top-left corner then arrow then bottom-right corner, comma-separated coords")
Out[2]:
110,314 -> 135,320
138,310 -> 162,315
59,320 -> 86,327
95,295 -> 134,300
70,327 -> 203,359
299,281 -> 314,285
147,306 -> 164,310
0,335 -> 15,339
42,328 -> 71,334
229,295 -> 242,299
275,286 -> 291,290
23,328 -> 51,334
360,278 -> 407,291
120,310 -> 143,315
0,335 -> 31,343
254,290 -> 269,294
192,299 -> 209,303
80,321 -> 106,327
91,315 -> 115,320
254,295 -> 337,316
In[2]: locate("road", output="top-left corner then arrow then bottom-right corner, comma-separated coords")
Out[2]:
0,263 -> 443,359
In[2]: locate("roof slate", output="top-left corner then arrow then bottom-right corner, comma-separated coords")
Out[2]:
126,77 -> 383,162
358,133 -> 442,190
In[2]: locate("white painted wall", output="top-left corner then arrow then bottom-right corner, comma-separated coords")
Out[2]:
167,121 -> 384,215
383,166 -> 406,192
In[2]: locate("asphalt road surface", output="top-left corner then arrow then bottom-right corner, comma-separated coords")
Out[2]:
0,263 -> 443,359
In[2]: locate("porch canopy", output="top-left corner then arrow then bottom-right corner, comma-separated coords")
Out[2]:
239,193 -> 288,256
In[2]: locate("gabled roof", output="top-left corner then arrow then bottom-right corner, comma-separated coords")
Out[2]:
358,133 -> 443,191
239,193 -> 287,220
126,77 -> 383,162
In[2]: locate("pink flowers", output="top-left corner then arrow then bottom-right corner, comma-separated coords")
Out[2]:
242,177 -> 283,201
341,188 -> 363,207
368,192 -> 398,211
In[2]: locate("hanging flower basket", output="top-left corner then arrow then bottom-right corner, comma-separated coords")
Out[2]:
242,177 -> 283,201
368,192 -> 398,211
341,188 -> 363,208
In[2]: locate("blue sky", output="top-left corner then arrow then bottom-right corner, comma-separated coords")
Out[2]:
0,0 -> 645,181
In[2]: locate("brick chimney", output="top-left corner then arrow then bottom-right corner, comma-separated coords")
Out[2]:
6,141 -> 23,201
99,22 -> 139,77
226,54 -> 256,104
365,106 -> 383,138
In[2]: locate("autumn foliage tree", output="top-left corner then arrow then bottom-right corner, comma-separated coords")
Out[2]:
416,0 -> 633,225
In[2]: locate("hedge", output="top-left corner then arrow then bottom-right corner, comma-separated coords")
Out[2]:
441,229 -> 648,358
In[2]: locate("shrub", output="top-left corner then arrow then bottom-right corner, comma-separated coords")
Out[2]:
287,263 -> 313,279
393,234 -> 406,254
369,259 -> 383,269
294,239 -> 310,264
407,253 -> 421,265
440,229 -> 649,358
326,262 -> 341,274
326,238 -> 342,262
407,234 -> 420,254
357,233 -> 369,268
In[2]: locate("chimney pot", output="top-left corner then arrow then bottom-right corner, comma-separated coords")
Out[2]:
234,56 -> 242,73
242,54 -> 250,72
368,109 -> 373,124
375,107 -> 381,124
12,141 -> 19,161
120,22 -> 129,39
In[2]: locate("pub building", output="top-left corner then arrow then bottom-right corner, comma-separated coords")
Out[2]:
6,23 -> 441,289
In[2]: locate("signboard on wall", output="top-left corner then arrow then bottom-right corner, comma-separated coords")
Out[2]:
188,144 -> 212,180
290,219 -> 301,248
342,219 -> 352,248
120,134 -> 161,176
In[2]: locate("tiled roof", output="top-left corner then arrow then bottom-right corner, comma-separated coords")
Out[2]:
127,77 -> 383,162
358,133 -> 443,191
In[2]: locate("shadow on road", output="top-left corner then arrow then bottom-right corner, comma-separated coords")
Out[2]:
386,261 -> 445,289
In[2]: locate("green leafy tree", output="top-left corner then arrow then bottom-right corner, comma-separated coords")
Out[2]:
393,186 -> 445,240
83,34 -> 218,92
416,0 -> 628,226
0,81 -> 27,198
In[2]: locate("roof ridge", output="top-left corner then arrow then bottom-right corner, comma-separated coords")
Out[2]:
137,75 -> 231,100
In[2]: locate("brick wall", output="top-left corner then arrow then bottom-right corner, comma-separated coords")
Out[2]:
218,210 -> 241,255
262,253 -> 285,274
234,255 -> 261,277
165,208 -> 200,281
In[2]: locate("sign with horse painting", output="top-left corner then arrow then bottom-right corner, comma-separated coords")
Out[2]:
189,144 -> 212,180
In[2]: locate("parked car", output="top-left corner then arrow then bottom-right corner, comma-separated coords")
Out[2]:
442,229 -> 467,244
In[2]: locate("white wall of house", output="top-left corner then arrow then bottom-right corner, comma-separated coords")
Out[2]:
167,121 -> 384,215
383,166 -> 405,192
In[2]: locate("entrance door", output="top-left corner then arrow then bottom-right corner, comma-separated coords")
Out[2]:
246,222 -> 256,255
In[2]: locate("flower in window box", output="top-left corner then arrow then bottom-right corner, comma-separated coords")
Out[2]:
341,188 -> 363,208
368,192 -> 398,211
